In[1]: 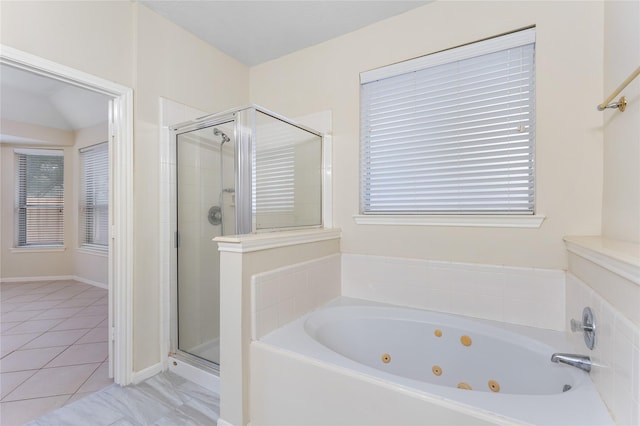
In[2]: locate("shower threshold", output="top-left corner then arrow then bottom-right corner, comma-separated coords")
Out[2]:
168,351 -> 220,394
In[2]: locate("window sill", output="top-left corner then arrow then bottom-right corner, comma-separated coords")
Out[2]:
353,214 -> 546,228
11,246 -> 66,254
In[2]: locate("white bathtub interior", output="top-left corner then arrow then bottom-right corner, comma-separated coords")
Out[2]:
304,304 -> 578,396
253,297 -> 614,426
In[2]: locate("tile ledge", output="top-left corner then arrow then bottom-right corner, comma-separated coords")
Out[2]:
215,228 -> 341,253
564,235 -> 640,285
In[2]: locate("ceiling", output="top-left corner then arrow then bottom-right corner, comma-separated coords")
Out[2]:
141,1 -> 429,66
0,1 -> 428,139
0,64 -> 111,142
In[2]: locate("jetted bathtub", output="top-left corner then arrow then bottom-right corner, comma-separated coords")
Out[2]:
254,298 -> 613,425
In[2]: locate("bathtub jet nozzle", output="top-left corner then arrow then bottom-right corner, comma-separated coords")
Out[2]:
550,353 -> 591,372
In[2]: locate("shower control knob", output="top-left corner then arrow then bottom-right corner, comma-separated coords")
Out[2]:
570,307 -> 596,350
208,205 -> 222,225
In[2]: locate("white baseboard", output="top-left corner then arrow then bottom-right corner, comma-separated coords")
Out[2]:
131,362 -> 164,385
73,276 -> 108,289
0,275 -> 107,289
0,275 -> 74,283
217,418 -> 233,426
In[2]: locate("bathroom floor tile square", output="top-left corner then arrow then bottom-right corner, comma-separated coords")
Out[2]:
0,280 -> 113,425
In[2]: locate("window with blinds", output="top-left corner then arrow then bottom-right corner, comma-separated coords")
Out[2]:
360,28 -> 536,215
80,142 -> 109,249
15,149 -> 65,246
252,110 -> 323,230
255,143 -> 295,214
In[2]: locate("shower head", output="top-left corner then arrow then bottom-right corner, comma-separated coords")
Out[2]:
213,127 -> 230,144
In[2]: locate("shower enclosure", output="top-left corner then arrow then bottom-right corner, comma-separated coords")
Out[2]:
171,106 -> 323,370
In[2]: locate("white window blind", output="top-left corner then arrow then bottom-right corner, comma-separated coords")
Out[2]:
15,149 -> 65,246
80,142 -> 109,249
361,28 -> 536,214
255,143 -> 295,214
253,112 -> 297,230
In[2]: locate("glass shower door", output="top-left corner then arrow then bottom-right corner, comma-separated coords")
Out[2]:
176,121 -> 235,366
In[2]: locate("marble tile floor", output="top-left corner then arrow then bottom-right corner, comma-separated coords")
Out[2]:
25,371 -> 220,425
1,280 -> 112,425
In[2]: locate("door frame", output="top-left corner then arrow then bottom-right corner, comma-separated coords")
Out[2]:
0,45 -> 135,385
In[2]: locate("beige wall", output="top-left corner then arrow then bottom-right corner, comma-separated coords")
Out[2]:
133,4 -> 249,370
1,120 -> 75,146
0,1 -> 134,88
1,1 -> 250,372
250,1 -> 605,270
72,123 -> 109,287
602,0 -> 640,244
3,0 -> 632,394
1,137 -> 74,279
0,122 -> 109,283
0,121 -> 74,280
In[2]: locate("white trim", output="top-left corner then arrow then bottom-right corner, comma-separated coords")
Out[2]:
0,275 -> 75,283
110,89 -> 135,386
1,45 -> 134,386
564,236 -> 640,286
0,45 -> 131,96
353,214 -> 546,228
322,134 -> 333,229
158,99 -> 172,377
14,148 -> 64,156
217,418 -> 233,426
131,362 -> 164,385
0,275 -> 106,289
215,228 -> 341,253
361,28 -> 535,83
11,246 -> 66,253
73,275 -> 108,289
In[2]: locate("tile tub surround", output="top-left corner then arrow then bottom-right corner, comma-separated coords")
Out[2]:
0,280 -> 111,425
564,236 -> 640,426
251,253 -> 341,339
341,253 -> 566,330
566,274 -> 640,426
251,252 -> 564,339
24,371 -> 220,425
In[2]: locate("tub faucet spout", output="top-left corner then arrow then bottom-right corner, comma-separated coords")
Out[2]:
550,353 -> 591,372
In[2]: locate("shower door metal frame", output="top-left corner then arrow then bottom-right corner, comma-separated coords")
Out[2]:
170,112 -> 243,372
168,104 -> 324,372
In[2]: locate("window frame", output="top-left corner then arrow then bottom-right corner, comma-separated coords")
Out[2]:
358,28 -> 544,228
14,148 -> 65,247
79,141 -> 109,252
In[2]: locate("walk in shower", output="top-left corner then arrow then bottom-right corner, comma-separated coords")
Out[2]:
170,106 -> 323,370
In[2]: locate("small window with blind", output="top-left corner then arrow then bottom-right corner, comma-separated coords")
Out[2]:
79,142 -> 109,250
360,28 -> 536,216
15,149 -> 65,247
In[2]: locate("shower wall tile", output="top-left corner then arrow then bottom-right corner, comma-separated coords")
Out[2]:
251,254 -> 340,340
342,254 -> 565,330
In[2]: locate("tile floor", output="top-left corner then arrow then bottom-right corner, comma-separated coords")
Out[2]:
1,280 -> 112,426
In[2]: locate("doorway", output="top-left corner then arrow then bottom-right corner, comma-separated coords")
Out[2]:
0,45 -> 134,385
